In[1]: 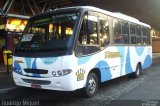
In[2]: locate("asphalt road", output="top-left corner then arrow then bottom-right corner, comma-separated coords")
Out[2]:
0,64 -> 160,106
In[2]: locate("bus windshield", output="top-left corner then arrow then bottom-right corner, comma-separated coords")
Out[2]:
15,12 -> 79,56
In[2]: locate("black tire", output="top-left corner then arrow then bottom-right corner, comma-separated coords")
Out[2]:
132,64 -> 141,78
83,72 -> 98,98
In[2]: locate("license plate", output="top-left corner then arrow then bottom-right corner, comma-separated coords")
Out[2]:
31,84 -> 41,89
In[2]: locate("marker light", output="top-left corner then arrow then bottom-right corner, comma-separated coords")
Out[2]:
52,69 -> 72,77
52,71 -> 56,76
57,70 -> 62,76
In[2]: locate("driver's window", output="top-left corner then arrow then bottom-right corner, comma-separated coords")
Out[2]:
76,13 -> 99,56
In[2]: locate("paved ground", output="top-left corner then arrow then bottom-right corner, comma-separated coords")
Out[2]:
118,71 -> 160,100
0,65 -> 17,95
0,74 -> 15,89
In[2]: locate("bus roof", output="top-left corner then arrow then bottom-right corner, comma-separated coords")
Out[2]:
31,6 -> 150,28
55,6 -> 151,28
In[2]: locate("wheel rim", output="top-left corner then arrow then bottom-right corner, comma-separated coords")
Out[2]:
88,77 -> 96,94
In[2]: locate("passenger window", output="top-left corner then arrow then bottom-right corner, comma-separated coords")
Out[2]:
130,23 -> 142,45
130,23 -> 137,44
113,19 -> 122,44
142,27 -> 150,45
130,24 -> 136,34
99,17 -> 109,49
122,21 -> 129,44
113,19 -> 129,44
136,25 -> 141,44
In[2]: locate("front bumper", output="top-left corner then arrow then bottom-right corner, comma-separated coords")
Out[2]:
13,72 -> 77,91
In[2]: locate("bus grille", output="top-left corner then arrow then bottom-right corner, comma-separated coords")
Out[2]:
24,69 -> 48,74
22,79 -> 51,85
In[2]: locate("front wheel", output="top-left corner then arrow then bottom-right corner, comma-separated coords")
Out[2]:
83,72 -> 98,98
132,64 -> 141,78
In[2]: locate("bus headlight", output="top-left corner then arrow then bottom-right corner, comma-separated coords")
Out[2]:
62,69 -> 72,75
52,69 -> 72,77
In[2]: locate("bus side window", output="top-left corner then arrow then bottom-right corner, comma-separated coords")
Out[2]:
136,25 -> 141,45
142,27 -> 150,45
122,21 -> 129,44
130,23 -> 137,44
113,19 -> 130,44
113,19 -> 122,44
146,28 -> 151,45
99,17 -> 109,49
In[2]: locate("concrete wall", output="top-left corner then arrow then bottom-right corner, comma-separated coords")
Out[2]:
152,40 -> 160,53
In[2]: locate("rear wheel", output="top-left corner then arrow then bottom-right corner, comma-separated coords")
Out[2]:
83,72 -> 98,98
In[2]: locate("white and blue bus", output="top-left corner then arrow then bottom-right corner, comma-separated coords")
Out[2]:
13,6 -> 152,97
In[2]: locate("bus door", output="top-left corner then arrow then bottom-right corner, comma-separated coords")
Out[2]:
98,14 -> 115,82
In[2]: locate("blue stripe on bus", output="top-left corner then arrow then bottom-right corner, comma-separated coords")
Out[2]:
95,60 -> 111,82
142,55 -> 152,69
135,46 -> 145,56
117,46 -> 126,76
13,62 -> 22,75
25,58 -> 32,68
78,56 -> 92,65
125,47 -> 133,74
32,59 -> 40,77
32,59 -> 37,69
